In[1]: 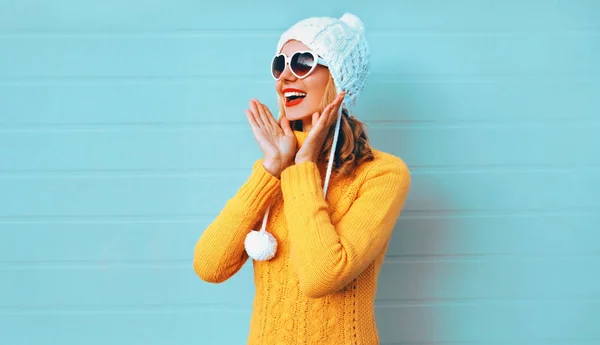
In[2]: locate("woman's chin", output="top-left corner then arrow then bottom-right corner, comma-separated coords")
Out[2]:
284,112 -> 309,122
284,107 -> 316,122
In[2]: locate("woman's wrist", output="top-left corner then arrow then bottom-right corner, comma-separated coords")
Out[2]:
263,157 -> 293,178
294,155 -> 316,165
262,158 -> 280,178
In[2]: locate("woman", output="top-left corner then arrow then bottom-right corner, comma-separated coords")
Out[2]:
193,13 -> 411,345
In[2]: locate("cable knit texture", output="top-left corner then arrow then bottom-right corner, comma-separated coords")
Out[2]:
194,131 -> 411,345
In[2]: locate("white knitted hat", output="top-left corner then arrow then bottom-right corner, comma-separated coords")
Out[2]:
276,13 -> 371,112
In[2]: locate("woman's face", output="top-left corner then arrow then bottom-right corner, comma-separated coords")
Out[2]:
275,40 -> 330,130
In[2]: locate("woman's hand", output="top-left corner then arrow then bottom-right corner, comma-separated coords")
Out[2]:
245,99 -> 297,178
295,92 -> 345,165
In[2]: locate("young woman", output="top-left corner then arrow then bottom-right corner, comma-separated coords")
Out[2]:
193,13 -> 411,345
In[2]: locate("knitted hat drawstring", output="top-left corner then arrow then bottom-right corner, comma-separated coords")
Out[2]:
244,105 -> 343,261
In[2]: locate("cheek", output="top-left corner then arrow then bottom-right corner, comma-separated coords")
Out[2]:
308,81 -> 328,106
314,73 -> 330,96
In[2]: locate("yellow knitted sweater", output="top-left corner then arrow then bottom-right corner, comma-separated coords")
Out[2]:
193,130 -> 411,345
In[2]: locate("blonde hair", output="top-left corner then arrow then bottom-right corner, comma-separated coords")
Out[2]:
277,74 -> 374,177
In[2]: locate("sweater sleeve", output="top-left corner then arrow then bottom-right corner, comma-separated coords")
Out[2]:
280,158 -> 410,298
193,159 -> 281,283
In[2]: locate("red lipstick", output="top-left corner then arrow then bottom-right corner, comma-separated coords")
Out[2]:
282,88 -> 307,107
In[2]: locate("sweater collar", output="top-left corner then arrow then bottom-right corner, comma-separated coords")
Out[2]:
293,130 -> 309,149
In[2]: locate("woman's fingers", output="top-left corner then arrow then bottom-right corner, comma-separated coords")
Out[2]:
311,112 -> 319,129
312,92 -> 344,133
324,93 -> 344,127
245,108 -> 254,125
328,93 -> 344,126
256,101 -> 275,132
249,100 -> 265,128
260,102 -> 279,128
280,116 -> 293,136
317,104 -> 334,129
252,100 -> 282,135
245,108 -> 263,139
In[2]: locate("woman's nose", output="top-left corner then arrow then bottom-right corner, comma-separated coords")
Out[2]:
278,62 -> 297,81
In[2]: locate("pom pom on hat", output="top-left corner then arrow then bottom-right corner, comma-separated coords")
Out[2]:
340,13 -> 365,31
245,229 -> 277,261
244,206 -> 277,261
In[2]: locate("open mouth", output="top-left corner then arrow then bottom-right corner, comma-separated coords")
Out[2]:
284,91 -> 307,107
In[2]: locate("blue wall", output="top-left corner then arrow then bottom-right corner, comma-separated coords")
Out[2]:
1,1 -> 599,344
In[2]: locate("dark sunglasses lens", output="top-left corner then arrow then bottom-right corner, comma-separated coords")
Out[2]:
291,52 -> 315,77
272,55 -> 285,78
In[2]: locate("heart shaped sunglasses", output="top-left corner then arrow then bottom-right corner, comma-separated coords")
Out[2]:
271,51 -> 328,80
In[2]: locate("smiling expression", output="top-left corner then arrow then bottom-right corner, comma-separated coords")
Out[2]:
275,40 -> 330,129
